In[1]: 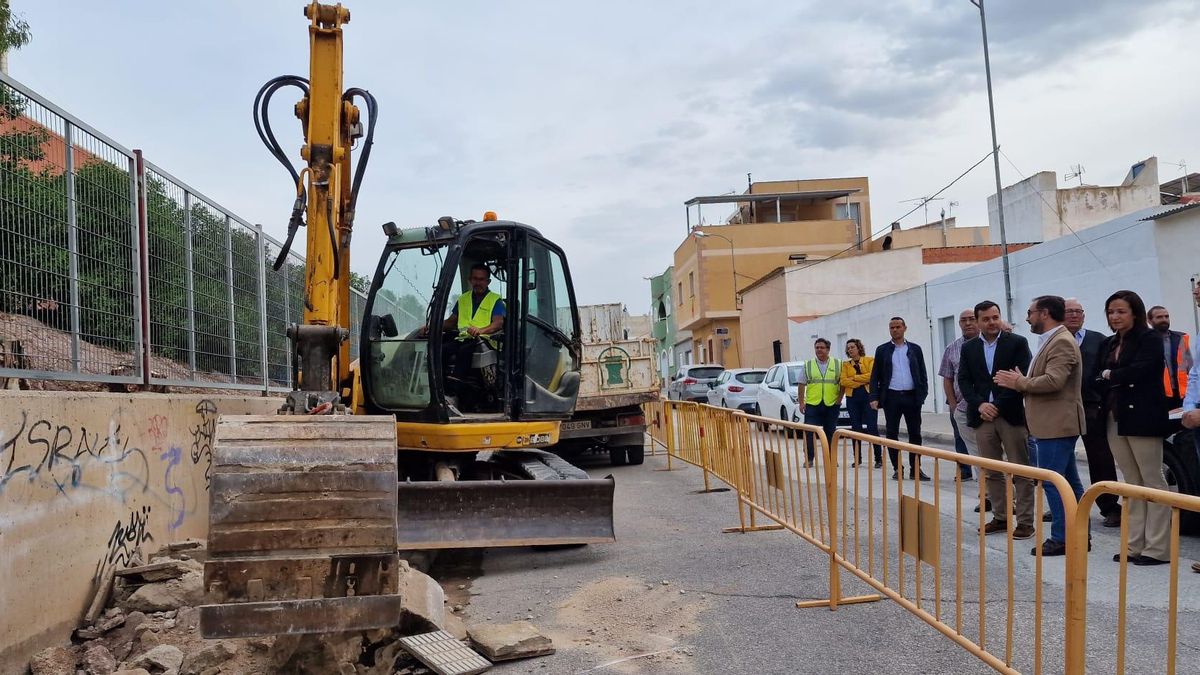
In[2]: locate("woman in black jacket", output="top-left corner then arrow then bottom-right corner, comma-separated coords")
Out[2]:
1097,290 -> 1170,565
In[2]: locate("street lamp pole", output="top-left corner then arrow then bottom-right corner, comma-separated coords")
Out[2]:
972,0 -> 1013,322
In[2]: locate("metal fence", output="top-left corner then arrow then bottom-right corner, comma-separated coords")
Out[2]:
0,71 -> 374,392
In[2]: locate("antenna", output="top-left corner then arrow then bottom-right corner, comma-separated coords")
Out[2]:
948,200 -> 960,217
1065,164 -> 1085,186
900,196 -> 945,225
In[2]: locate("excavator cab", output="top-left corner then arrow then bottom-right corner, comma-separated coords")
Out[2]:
361,219 -> 582,423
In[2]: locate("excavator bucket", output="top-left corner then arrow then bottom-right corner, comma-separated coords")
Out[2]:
395,477 -> 617,549
200,415 -> 403,638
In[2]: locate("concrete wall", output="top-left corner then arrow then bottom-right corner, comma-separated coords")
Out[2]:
739,270 -> 788,368
790,205 -> 1200,413
0,392 -> 280,671
987,171 -> 1059,244
783,247 -> 926,322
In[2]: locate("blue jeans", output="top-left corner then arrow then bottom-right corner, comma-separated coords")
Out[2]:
803,403 -> 840,463
1032,436 -> 1084,543
948,412 -> 974,479
845,394 -> 882,463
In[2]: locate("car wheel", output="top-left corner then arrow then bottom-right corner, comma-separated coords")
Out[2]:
1162,430 -> 1200,535
754,404 -> 768,430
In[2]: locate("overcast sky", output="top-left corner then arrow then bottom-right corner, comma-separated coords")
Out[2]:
9,1 -> 1199,313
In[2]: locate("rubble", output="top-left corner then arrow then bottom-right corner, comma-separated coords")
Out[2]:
467,622 -> 555,662
82,643 -> 118,675
396,559 -> 447,632
180,641 -> 237,675
115,560 -> 201,584
126,645 -> 183,674
123,572 -> 204,613
111,670 -> 152,675
29,646 -> 76,675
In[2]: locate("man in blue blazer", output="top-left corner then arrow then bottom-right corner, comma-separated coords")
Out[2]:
870,317 -> 931,480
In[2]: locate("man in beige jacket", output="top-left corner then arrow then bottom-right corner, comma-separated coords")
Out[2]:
995,295 -> 1086,557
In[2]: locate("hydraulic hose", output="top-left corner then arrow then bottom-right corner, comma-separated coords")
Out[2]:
252,75 -> 310,270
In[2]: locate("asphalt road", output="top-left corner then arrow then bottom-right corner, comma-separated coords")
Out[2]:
448,436 -> 1200,674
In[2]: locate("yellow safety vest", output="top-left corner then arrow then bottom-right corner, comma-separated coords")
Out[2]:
805,358 -> 841,406
456,291 -> 500,346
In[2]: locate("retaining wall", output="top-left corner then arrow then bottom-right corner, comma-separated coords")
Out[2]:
0,392 -> 281,673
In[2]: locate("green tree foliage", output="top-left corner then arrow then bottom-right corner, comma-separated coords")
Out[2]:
1,1 -> 32,56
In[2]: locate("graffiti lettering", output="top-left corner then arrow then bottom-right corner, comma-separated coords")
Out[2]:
161,446 -> 185,531
95,505 -> 154,580
0,410 -> 150,499
189,400 -> 218,488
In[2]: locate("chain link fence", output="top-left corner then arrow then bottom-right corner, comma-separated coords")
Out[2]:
0,71 -> 372,392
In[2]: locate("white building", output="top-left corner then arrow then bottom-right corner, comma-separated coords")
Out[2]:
789,203 -> 1200,413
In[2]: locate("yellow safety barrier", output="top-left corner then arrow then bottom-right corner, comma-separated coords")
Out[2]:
643,399 -> 670,457
651,408 -> 1200,674
1064,481 -> 1200,675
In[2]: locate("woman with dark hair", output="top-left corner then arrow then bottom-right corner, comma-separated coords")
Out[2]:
1097,289 -> 1170,565
840,338 -> 882,467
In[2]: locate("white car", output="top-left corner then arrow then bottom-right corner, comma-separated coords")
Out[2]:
706,368 -> 768,412
755,361 -> 805,424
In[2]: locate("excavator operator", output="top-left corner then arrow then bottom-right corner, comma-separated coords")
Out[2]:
422,264 -> 505,398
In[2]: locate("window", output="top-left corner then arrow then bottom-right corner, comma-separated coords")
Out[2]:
677,282 -> 683,305
688,272 -> 695,297
835,202 -> 862,225
736,371 -> 766,384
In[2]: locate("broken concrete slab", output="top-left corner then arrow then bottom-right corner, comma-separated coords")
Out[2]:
123,573 -> 204,612
180,641 -> 238,675
115,560 -> 202,583
77,610 -> 128,640
397,560 -> 446,632
127,644 -> 183,674
111,670 -> 152,675
467,622 -> 554,662
29,646 -> 77,675
398,631 -> 490,675
82,643 -> 118,675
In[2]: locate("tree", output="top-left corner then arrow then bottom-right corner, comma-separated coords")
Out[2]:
1,0 -> 32,72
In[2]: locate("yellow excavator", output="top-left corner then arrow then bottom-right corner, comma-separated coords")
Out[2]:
199,2 -> 615,638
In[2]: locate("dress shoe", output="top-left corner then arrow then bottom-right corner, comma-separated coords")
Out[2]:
960,473 -> 974,481
891,471 -> 900,480
1011,525 -> 1035,540
974,500 -> 992,513
1102,512 -> 1121,528
1032,539 -> 1066,557
1113,553 -> 1141,563
910,470 -> 931,482
1191,561 -> 1200,574
1043,512 -> 1053,523
874,459 -> 883,469
1132,555 -> 1170,567
981,519 -> 1008,535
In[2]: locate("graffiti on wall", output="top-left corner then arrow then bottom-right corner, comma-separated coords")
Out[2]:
94,505 -> 154,579
189,400 -> 217,488
147,414 -> 186,532
0,410 -> 150,499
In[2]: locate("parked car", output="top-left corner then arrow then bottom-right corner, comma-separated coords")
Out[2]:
755,361 -> 853,429
667,364 -> 725,402
707,368 -> 767,411
755,361 -> 804,424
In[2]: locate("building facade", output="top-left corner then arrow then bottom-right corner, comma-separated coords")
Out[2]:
648,267 -> 678,379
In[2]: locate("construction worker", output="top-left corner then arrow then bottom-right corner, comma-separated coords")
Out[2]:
420,264 -> 505,399
797,338 -> 843,467
1148,305 -> 1192,410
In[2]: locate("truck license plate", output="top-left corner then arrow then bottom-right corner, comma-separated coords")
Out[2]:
561,420 -> 592,431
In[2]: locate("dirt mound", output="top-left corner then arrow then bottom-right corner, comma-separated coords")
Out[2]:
0,312 -> 263,394
549,576 -> 708,674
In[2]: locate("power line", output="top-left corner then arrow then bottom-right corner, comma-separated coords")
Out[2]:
789,149 -> 996,276
997,149 -> 1107,269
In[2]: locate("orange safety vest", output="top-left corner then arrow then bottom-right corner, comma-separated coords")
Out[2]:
1163,332 -> 1191,400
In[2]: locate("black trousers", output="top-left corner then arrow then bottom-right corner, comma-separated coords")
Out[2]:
1082,403 -> 1120,517
883,389 -> 922,473
441,338 -> 477,393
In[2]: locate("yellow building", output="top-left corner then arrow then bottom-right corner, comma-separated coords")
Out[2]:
674,177 -> 871,368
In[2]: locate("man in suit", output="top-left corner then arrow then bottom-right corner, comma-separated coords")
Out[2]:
996,295 -> 1086,556
869,317 -> 931,481
958,300 -> 1035,540
1064,298 -> 1121,527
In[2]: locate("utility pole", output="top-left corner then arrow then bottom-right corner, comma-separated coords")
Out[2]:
972,0 -> 1013,322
